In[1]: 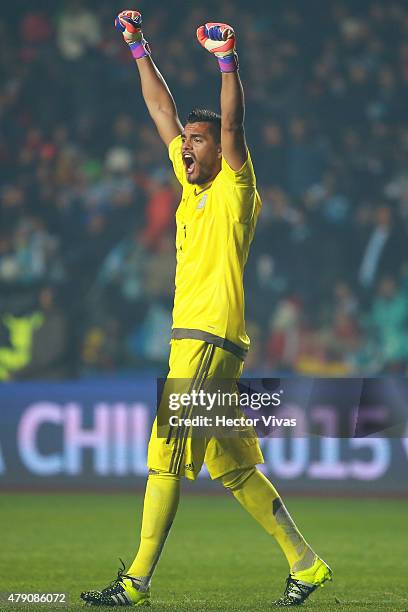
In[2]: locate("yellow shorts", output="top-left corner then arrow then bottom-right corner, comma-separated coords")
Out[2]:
147,338 -> 264,480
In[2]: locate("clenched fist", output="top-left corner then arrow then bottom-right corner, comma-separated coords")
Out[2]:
115,10 -> 150,59
196,23 -> 239,72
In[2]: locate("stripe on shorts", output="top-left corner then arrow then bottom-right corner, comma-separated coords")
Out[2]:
171,343 -> 215,475
168,344 -> 212,473
165,345 -> 207,446
173,344 -> 215,475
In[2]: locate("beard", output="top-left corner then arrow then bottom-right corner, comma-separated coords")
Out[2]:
186,162 -> 216,185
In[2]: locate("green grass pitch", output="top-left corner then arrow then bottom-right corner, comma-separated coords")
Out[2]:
0,491 -> 407,611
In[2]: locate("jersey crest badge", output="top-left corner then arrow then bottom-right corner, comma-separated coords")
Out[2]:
197,194 -> 208,209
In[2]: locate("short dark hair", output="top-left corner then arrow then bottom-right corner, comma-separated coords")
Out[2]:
186,108 -> 221,143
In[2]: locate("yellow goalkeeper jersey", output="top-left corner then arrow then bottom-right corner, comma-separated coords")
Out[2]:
168,134 -> 261,359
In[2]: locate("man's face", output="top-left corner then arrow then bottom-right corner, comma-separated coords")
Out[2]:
181,122 -> 221,185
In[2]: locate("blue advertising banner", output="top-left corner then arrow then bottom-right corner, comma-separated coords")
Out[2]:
0,378 -> 407,493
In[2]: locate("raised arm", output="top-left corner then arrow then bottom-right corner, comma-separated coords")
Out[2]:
115,10 -> 182,147
197,23 -> 247,170
136,57 -> 183,147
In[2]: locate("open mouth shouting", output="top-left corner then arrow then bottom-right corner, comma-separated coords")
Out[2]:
182,152 -> 196,176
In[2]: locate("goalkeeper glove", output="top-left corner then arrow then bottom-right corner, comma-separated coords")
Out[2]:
115,10 -> 150,59
196,22 -> 239,73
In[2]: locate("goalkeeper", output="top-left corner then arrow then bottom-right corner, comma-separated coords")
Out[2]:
81,10 -> 332,607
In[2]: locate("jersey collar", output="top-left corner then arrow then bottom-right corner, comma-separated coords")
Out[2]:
194,180 -> 213,196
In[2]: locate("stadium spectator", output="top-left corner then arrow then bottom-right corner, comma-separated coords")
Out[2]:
12,287 -> 71,380
369,275 -> 408,371
357,205 -> 405,291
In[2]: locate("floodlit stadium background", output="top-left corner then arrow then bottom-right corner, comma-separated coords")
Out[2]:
1,0 -> 408,494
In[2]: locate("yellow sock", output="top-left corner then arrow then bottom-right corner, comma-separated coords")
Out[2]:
222,468 -> 315,572
127,471 -> 180,588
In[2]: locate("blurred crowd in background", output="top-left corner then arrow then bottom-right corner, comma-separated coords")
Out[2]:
1,0 -> 408,379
